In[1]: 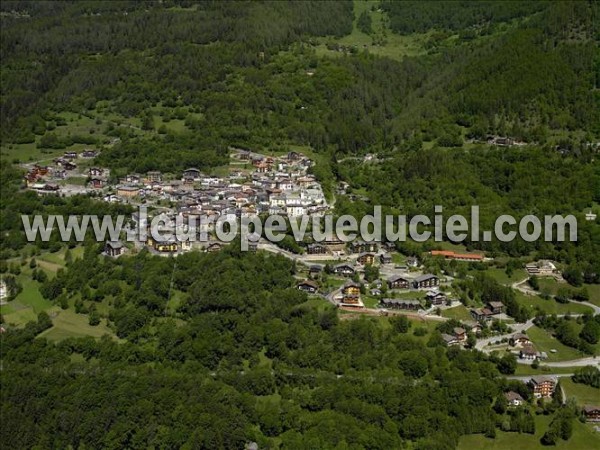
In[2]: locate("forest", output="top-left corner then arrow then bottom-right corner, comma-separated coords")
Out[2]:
0,245 -> 577,449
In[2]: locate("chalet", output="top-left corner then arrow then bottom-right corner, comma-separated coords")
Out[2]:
349,240 -> 378,254
387,275 -> 410,290
342,281 -> 361,297
297,280 -> 318,293
470,307 -> 494,321
529,376 -> 556,398
89,167 -> 104,177
126,174 -> 141,184
105,240 -> 125,257
453,327 -> 466,342
64,151 -> 78,160
332,264 -> 355,277
504,391 -> 524,407
183,168 -> 201,180
52,168 -> 66,179
519,345 -> 537,360
206,242 -> 223,252
425,290 -> 447,305
511,333 -> 531,347
442,333 -> 460,346
370,288 -> 382,296
380,298 -> 421,311
380,254 -> 393,264
486,301 -> 504,315
147,171 -> 162,183
356,252 -> 375,265
89,178 -> 104,189
81,150 -> 98,158
64,161 -> 77,171
583,406 -> 600,422
307,243 -> 328,255
492,137 -> 514,147
585,211 -> 597,222
406,256 -> 420,268
147,235 -> 178,253
117,186 -> 139,198
339,281 -> 362,307
463,321 -> 482,334
413,274 -> 439,289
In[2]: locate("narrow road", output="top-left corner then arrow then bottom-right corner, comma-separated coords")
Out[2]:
506,374 -> 574,381
474,319 -> 535,350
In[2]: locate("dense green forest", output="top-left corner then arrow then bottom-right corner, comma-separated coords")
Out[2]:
1,1 -> 600,449
0,246 -> 560,449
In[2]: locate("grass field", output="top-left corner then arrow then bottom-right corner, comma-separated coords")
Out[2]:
583,283 -> 600,307
526,326 -> 586,361
0,247 -> 120,344
441,304 -> 472,321
38,309 -> 114,341
513,365 -> 582,376
458,413 -> 600,450
515,292 -> 593,316
561,378 -> 600,406
313,1 -> 431,61
481,268 -> 528,286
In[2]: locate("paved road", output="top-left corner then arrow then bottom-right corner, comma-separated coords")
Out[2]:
513,276 -> 600,315
474,319 -> 535,350
531,357 -> 600,368
506,374 -> 574,381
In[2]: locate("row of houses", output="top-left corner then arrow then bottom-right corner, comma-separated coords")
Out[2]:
386,273 -> 440,290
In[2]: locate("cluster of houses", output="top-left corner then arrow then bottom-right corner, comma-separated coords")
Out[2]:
504,381 -> 599,421
109,151 -> 327,220
509,332 -> 548,361
440,322 -> 482,346
502,377 -> 557,404
470,301 -> 505,321
24,149 -> 100,193
23,164 -> 60,193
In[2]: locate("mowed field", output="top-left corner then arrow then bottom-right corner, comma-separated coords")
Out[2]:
526,326 -> 587,362
561,378 -> 600,406
458,414 -> 600,450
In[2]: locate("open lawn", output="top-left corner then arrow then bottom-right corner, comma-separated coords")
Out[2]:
482,268 -> 528,286
516,292 -> 593,316
513,365 -> 582,377
38,309 -> 115,341
583,283 -> 600,307
300,297 -> 335,313
362,295 -> 379,309
526,326 -> 586,362
561,378 -> 600,406
441,304 -> 472,321
314,0 -> 430,61
458,413 -> 600,449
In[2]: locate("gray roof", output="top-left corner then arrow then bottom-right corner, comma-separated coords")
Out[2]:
106,240 -> 124,249
414,274 -> 438,283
